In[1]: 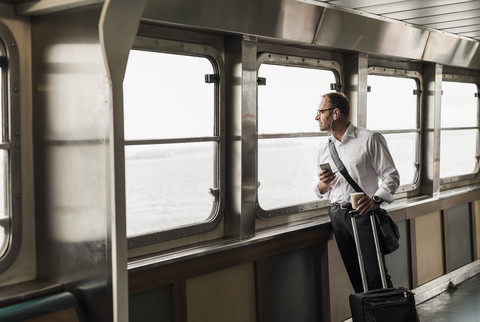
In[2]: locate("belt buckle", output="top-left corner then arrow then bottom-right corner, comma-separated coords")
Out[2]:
340,203 -> 348,209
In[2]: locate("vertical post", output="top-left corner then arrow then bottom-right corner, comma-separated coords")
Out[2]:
101,0 -> 148,320
421,63 -> 442,196
224,36 -> 257,239
343,53 -> 368,128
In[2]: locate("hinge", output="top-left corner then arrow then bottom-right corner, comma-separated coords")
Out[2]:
0,57 -> 7,68
413,89 -> 422,96
205,74 -> 220,84
474,93 -> 480,98
330,83 -> 343,91
257,77 -> 266,86
367,86 -> 371,92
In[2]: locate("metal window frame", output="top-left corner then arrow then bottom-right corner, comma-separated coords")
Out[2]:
255,53 -> 342,219
367,67 -> 423,193
439,75 -> 480,184
0,22 -> 22,272
125,37 -> 224,248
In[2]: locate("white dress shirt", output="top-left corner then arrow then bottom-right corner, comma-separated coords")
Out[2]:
313,123 -> 400,204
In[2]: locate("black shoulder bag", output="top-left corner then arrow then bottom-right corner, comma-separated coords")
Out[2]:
328,139 -> 400,254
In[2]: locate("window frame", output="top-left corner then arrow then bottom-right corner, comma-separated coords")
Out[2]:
0,22 -> 22,272
440,74 -> 480,185
367,67 -> 423,194
124,36 -> 225,249
255,52 -> 342,219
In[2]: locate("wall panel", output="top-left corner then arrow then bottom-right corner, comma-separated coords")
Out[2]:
265,245 -> 320,322
186,263 -> 256,322
327,239 -> 353,322
129,286 -> 171,322
385,221 -> 411,288
415,212 -> 444,285
447,204 -> 473,271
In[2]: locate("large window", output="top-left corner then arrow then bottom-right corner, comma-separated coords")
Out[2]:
0,26 -> 21,272
367,70 -> 421,192
440,79 -> 479,180
256,54 -> 339,217
123,38 -> 223,246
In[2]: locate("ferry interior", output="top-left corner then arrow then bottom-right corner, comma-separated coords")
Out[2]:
0,0 -> 479,321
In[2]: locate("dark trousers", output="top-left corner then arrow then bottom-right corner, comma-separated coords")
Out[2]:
329,204 -> 393,293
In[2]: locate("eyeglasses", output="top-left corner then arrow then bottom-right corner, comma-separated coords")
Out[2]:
316,107 -> 336,116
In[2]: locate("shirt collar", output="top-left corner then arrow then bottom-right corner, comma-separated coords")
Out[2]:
331,122 -> 355,143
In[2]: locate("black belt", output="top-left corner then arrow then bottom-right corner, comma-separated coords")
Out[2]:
332,202 -> 352,210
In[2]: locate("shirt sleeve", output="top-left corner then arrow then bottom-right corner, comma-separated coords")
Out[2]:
368,132 -> 400,204
312,142 -> 330,199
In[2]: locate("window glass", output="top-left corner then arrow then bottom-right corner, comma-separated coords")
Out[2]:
383,133 -> 416,186
124,50 -> 214,140
367,75 -> 417,130
0,65 -> 2,130
441,82 -> 477,128
125,143 -> 215,236
0,226 -> 5,257
258,64 -> 329,134
367,74 -> 419,188
257,64 -> 335,210
440,81 -> 479,179
0,63 -> 4,254
0,31 -> 20,269
440,130 -> 477,178
258,137 -> 326,209
124,50 -> 217,237
0,150 -> 5,219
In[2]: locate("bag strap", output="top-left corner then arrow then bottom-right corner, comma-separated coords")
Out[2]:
328,138 -> 364,193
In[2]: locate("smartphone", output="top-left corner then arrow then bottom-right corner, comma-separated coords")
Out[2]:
319,163 -> 332,172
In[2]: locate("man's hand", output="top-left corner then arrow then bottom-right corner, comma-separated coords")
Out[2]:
317,170 -> 336,194
356,196 -> 379,215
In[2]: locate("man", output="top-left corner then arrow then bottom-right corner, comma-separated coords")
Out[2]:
313,92 -> 400,293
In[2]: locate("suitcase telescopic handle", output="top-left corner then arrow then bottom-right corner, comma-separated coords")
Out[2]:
350,211 -> 388,292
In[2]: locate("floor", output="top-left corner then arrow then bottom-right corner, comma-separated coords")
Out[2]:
416,273 -> 480,322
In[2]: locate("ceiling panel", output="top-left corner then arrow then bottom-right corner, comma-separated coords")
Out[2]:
443,24 -> 480,33
379,3 -> 480,19
315,0 -> 480,41
405,9 -> 480,25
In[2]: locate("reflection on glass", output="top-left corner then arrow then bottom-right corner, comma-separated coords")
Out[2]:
258,137 -> 326,210
440,130 -> 477,178
123,50 -> 214,140
125,142 -> 215,237
367,75 -> 417,130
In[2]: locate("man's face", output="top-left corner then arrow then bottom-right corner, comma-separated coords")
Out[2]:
315,97 -> 335,132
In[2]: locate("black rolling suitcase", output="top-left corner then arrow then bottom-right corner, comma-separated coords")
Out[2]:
349,211 -> 420,322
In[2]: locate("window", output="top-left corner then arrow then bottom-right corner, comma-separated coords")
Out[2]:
256,54 -> 339,217
0,53 -> 5,256
367,70 -> 421,192
0,24 -> 21,272
440,79 -> 479,181
123,38 -> 223,246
